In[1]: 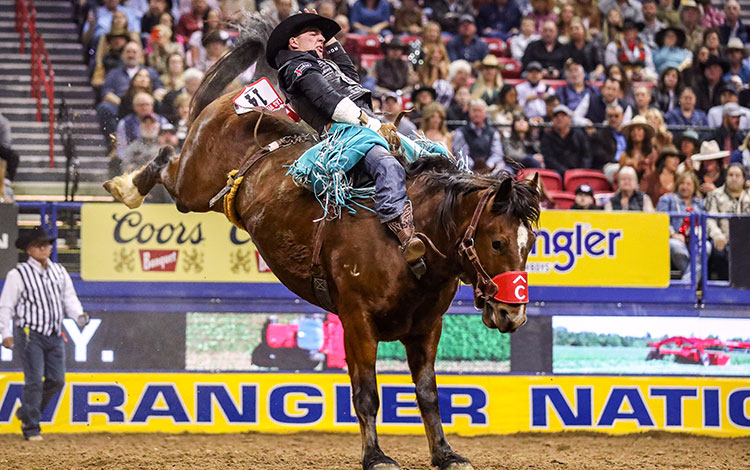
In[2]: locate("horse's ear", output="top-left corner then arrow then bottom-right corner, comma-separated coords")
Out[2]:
527,172 -> 540,189
496,177 -> 513,200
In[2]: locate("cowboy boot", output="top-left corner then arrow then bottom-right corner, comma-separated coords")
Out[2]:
386,202 -> 426,265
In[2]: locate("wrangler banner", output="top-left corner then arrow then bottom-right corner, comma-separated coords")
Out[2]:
527,211 -> 669,287
80,204 -> 276,282
0,373 -> 748,436
81,205 -> 669,286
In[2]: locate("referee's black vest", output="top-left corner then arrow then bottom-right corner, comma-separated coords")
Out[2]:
14,261 -> 67,336
459,123 -> 495,161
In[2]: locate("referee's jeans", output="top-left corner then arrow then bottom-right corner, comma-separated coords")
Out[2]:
14,327 -> 65,438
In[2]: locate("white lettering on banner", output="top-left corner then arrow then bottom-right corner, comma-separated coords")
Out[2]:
63,319 -> 102,362
142,251 -> 178,271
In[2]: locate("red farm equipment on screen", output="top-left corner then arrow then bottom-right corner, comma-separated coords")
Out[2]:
251,313 -> 346,370
646,336 -> 750,366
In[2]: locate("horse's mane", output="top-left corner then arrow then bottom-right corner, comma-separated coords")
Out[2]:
190,14 -> 279,124
407,156 -> 541,237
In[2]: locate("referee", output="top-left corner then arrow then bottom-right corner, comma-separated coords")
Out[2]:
0,226 -> 88,441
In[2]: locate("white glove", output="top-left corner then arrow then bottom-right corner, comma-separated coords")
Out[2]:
76,313 -> 90,329
331,97 -> 381,132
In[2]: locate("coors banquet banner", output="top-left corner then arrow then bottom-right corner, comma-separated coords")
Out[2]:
81,205 -> 669,286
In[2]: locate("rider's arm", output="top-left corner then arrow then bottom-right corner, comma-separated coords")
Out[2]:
325,40 -> 359,83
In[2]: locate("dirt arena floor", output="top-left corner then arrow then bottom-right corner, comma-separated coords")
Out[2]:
0,431 -> 748,470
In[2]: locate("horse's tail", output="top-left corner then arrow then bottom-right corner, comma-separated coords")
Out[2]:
189,13 -> 279,124
103,146 -> 174,208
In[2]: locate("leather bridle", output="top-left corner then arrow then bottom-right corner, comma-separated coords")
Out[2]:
457,188 -> 500,302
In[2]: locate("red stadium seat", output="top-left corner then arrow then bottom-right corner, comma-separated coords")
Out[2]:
498,58 -> 522,79
563,169 -> 612,193
346,34 -> 381,55
359,53 -> 383,70
482,37 -> 509,58
517,168 -> 563,192
548,191 -> 576,209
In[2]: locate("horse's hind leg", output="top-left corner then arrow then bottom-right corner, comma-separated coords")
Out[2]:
403,331 -> 473,470
103,145 -> 175,209
343,323 -> 399,470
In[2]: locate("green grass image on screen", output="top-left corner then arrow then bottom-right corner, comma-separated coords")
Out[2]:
185,313 -> 510,372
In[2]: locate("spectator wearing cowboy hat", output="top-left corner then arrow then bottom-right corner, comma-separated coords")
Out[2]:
724,38 -> 750,84
719,0 -> 749,46
656,170 -> 707,281
540,104 -> 592,176
695,55 -> 729,112
0,226 -> 89,441
619,114 -> 656,178
665,87 -> 709,128
676,128 -> 702,174
373,37 -> 416,95
653,25 -> 691,74
710,102 -> 747,153
694,140 -> 730,194
521,20 -> 567,79
570,184 -> 601,210
409,85 -> 437,124
477,0 -> 523,40
604,19 -> 657,82
704,162 -> 750,279
679,0 -> 706,52
515,61 -> 552,119
446,15 -> 490,63
470,55 -> 504,106
642,144 -> 684,205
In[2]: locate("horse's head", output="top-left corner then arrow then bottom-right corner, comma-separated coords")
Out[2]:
457,175 -> 540,333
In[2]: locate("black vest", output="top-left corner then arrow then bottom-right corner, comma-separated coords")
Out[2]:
610,190 -> 645,211
460,123 -> 495,161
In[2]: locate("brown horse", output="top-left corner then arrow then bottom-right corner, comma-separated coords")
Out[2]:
104,15 -> 540,470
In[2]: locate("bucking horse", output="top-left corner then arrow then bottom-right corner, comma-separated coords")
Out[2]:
104,14 -> 540,470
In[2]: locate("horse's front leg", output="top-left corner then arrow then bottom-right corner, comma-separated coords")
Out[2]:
403,328 -> 473,470
344,324 -> 399,470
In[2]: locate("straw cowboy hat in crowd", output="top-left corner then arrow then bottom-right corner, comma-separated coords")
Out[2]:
620,115 -> 655,140
691,140 -> 731,162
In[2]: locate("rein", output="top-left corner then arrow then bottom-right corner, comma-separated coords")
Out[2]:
458,189 -> 499,300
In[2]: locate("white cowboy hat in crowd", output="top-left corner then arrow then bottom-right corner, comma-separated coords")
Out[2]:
691,140 -> 731,161
620,115 -> 655,140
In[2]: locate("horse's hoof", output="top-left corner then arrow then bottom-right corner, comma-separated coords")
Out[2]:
443,462 -> 474,470
372,464 -> 400,470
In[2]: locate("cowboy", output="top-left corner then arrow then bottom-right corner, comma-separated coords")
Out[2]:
266,12 -> 426,272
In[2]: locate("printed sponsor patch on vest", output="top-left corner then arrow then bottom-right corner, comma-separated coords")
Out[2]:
233,77 -> 285,115
294,62 -> 311,76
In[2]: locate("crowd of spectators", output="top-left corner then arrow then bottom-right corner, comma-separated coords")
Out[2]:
72,0 -> 750,280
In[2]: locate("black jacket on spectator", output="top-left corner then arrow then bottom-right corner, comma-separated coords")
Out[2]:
711,126 -> 746,153
568,41 -> 601,74
651,87 -> 678,114
719,20 -> 750,45
374,58 -> 409,91
589,127 -> 619,170
521,40 -> 569,76
541,128 -> 592,176
694,78 -> 724,112
446,100 -> 469,130
458,123 -> 496,161
424,0 -> 475,34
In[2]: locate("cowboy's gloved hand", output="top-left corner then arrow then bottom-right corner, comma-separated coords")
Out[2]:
76,313 -> 90,329
359,110 -> 381,132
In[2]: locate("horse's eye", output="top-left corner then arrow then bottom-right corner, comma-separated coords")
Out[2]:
492,240 -> 504,252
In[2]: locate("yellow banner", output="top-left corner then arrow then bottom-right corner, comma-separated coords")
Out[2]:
81,205 -> 669,286
80,204 -> 278,282
0,373 -> 748,436
527,211 -> 670,287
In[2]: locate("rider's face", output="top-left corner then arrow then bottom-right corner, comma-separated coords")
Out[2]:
290,28 -> 325,58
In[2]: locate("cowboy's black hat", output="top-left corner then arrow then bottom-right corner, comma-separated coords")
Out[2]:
655,26 -> 686,49
266,13 -> 340,69
381,36 -> 409,52
619,19 -> 644,32
15,226 -> 54,251
412,84 -> 437,100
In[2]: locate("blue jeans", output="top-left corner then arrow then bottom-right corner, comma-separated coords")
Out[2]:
14,327 -> 65,438
357,145 -> 407,223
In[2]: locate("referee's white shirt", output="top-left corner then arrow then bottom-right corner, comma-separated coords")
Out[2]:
0,257 -> 84,340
